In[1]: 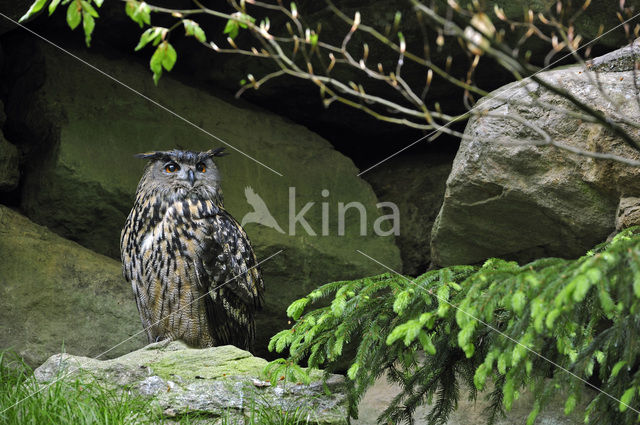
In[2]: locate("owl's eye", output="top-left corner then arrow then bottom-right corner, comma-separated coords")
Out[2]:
165,162 -> 180,173
196,162 -> 206,173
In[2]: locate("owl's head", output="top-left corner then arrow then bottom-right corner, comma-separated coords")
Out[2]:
134,148 -> 228,203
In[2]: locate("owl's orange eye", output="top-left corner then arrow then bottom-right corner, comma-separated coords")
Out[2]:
165,162 -> 180,173
196,162 -> 206,173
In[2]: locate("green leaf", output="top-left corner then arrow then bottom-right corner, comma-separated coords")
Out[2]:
418,331 -> 436,355
274,331 -> 293,353
19,0 -> 48,22
149,41 -> 176,84
448,281 -> 462,291
598,289 -> 615,316
267,330 -> 292,352
585,359 -> 594,377
393,11 -> 402,27
309,33 -> 319,46
463,342 -> 475,358
497,352 -> 508,374
619,386 -> 636,412
347,362 -> 359,380
473,363 -> 488,390
81,0 -> 98,17
512,342 -> 527,365
564,394 -> 577,415
526,401 -> 540,425
332,336 -> 344,357
611,360 -> 627,378
162,42 -> 177,71
393,290 -> 411,314
184,20 -> 206,42
66,1 -> 82,30
503,377 -> 515,411
82,11 -> 95,46
331,296 -> 346,316
135,27 -> 162,51
94,0 -> 103,6
457,324 -> 474,349
286,298 -> 309,320
223,19 -> 239,39
403,320 -> 421,346
150,43 -> 164,74
49,0 -> 62,15
511,290 -> 526,315
436,285 -> 450,317
126,0 -> 150,28
572,275 -> 591,302
545,308 -> 561,329
634,272 -> 640,298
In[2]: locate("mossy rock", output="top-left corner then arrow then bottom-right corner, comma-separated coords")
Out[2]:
34,341 -> 348,424
0,205 -> 146,367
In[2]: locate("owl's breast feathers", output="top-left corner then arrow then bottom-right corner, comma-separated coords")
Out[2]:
121,192 -> 264,349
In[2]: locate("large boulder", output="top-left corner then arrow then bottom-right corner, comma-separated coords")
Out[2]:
1,35 -> 401,355
0,92 -> 19,191
354,375 -> 587,425
0,205 -> 145,367
365,153 -> 452,275
35,340 -> 348,424
431,42 -> 640,266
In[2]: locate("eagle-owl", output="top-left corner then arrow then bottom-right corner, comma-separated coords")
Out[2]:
120,148 -> 263,351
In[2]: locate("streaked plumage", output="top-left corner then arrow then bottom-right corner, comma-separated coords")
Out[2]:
120,148 -> 263,351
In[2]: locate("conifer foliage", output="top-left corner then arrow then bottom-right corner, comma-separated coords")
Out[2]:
267,227 -> 640,424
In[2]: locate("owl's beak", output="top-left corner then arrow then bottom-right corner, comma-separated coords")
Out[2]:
187,169 -> 196,186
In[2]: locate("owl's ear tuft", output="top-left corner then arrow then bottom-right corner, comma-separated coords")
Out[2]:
207,147 -> 228,158
134,151 -> 166,160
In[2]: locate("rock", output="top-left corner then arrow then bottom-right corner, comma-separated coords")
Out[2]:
34,340 -> 348,424
365,153 -> 452,275
353,374 -> 588,425
0,205 -> 145,367
616,197 -> 640,232
431,43 -> 640,266
0,1 -> 34,35
1,35 -> 401,355
0,90 -> 19,191
0,134 -> 19,191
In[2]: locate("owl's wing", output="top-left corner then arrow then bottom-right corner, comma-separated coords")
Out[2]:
203,208 -> 264,307
195,206 -> 264,349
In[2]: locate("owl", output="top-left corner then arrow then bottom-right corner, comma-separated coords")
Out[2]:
120,148 -> 264,351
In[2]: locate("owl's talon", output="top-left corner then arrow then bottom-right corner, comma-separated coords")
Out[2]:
149,338 -> 172,350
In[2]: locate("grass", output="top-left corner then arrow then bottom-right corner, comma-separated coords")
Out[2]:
0,351 -> 315,425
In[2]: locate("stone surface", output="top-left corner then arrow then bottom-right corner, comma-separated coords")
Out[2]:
0,134 -> 19,191
0,205 -> 145,367
0,92 -> 18,191
616,196 -> 640,232
1,35 -> 401,356
354,375 -> 588,425
0,1 -> 33,35
365,153 -> 452,275
431,43 -> 640,266
35,340 -> 348,424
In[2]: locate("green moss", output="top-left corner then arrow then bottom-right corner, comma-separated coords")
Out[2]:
148,345 -> 267,380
